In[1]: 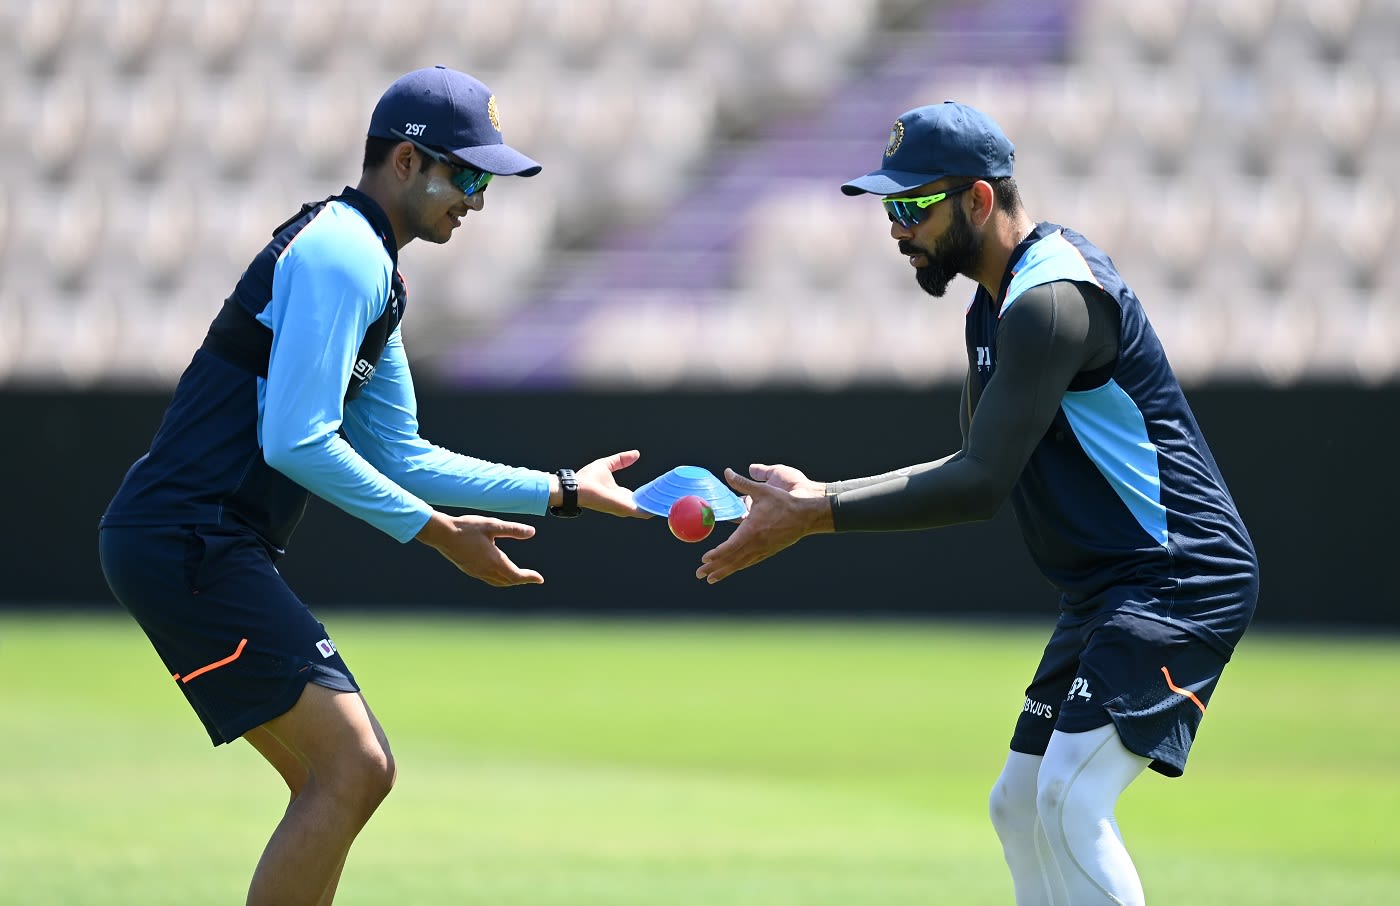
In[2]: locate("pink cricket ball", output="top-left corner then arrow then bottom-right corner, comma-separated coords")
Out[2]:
668,494 -> 715,543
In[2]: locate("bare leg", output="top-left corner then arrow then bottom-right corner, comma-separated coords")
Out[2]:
245,727 -> 347,905
243,684 -> 396,906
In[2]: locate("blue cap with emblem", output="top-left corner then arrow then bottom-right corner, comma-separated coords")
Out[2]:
841,101 -> 1013,196
368,65 -> 541,176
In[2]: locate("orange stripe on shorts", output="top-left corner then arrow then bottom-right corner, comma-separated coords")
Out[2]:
1161,665 -> 1206,715
174,638 -> 249,684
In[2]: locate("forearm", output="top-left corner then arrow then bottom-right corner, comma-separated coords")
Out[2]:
264,433 -> 433,542
378,441 -> 553,515
830,455 -> 1003,532
827,375 -> 969,497
342,344 -> 552,516
825,454 -> 959,496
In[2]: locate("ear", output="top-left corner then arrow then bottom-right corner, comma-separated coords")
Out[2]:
391,141 -> 416,182
968,179 -> 996,227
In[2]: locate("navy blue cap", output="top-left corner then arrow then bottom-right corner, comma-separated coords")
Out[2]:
368,66 -> 541,177
841,101 -> 1013,196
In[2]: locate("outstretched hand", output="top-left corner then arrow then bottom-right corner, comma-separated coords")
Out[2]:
696,464 -> 833,584
577,449 -> 649,517
743,462 -> 825,497
416,512 -> 544,587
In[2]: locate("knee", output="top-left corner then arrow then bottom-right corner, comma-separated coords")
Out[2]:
359,746 -> 397,808
1035,773 -> 1069,821
989,774 -> 1037,838
1036,771 -> 1101,832
324,745 -> 397,816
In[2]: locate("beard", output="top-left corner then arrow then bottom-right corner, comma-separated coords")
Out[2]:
902,203 -> 982,298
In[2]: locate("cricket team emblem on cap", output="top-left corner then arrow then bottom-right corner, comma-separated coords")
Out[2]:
885,119 -> 905,158
487,95 -> 501,131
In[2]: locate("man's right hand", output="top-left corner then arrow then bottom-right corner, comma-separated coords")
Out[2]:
414,511 -> 543,586
694,467 -> 834,585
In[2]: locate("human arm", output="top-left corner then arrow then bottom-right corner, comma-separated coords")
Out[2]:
341,330 -> 551,514
343,334 -> 643,518
813,368 -> 976,496
260,287 -> 550,582
759,369 -> 975,500
832,281 -> 1116,530
257,226 -> 439,543
696,281 -> 1116,583
334,324 -> 643,581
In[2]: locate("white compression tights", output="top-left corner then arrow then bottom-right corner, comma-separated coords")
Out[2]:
988,725 -> 1152,905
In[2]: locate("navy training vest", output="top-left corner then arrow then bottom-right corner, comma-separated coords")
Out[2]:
966,223 -> 1257,652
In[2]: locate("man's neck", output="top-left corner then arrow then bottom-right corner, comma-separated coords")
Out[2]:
354,176 -> 413,251
971,212 -> 1038,297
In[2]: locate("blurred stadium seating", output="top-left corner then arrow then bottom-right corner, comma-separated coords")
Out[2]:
0,0 -> 1394,388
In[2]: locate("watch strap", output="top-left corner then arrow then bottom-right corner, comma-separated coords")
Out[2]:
549,468 -> 581,518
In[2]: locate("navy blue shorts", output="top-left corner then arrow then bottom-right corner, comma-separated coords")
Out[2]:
98,524 -> 359,746
1010,610 -> 1232,777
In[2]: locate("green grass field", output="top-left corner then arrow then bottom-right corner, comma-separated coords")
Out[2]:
2,613 -> 1397,905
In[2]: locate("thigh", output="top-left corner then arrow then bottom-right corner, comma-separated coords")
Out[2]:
261,683 -> 393,773
247,726 -> 310,796
1040,724 -> 1149,797
101,524 -> 360,746
1073,614 -> 1231,777
1010,620 -> 1094,759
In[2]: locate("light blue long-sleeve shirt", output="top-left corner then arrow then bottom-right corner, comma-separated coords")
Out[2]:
103,193 -> 550,548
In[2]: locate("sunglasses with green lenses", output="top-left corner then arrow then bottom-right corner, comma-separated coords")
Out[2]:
390,129 -> 494,196
882,183 -> 975,228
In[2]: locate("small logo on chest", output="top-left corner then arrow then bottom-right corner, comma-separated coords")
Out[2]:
976,346 -> 993,371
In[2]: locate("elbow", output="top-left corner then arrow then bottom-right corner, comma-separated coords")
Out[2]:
261,430 -> 314,477
261,441 -> 299,475
960,476 -> 1010,522
963,499 -> 1001,523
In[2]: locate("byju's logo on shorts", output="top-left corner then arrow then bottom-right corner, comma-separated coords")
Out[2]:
1023,697 -> 1054,719
1067,677 -> 1093,702
315,638 -> 337,658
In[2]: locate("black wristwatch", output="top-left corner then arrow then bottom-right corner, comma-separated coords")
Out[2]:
548,468 -> 582,518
